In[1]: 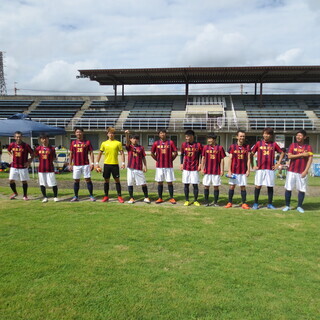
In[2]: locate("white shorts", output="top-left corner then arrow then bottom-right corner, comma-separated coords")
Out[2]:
73,165 -> 91,180
182,170 -> 200,184
229,174 -> 247,186
155,168 -> 176,182
203,174 -> 221,187
9,167 -> 30,181
255,169 -> 275,187
285,171 -> 307,193
38,172 -> 57,187
127,168 -> 146,186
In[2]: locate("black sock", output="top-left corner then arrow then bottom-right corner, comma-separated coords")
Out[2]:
298,191 -> 305,207
10,182 -> 17,194
267,187 -> 273,205
53,186 -> 58,198
104,182 -> 109,197
285,190 -> 291,207
158,184 -> 163,199
214,189 -> 219,203
86,181 -> 93,196
142,185 -> 148,198
254,188 -> 261,204
128,186 -> 134,198
184,184 -> 190,201
241,190 -> 247,204
22,183 -> 28,197
204,188 -> 209,203
74,182 -> 80,197
228,189 -> 234,203
168,184 -> 174,198
40,185 -> 47,197
116,182 -> 121,197
193,184 -> 199,201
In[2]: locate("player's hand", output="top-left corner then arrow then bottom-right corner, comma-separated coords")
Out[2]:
68,165 -> 73,171
24,162 -> 30,168
197,165 -> 202,171
180,164 -> 183,171
301,171 -> 308,178
201,169 -> 205,175
124,130 -> 130,134
253,166 -> 258,171
228,170 -> 232,177
121,164 -> 125,169
90,164 -> 94,171
143,167 -> 147,173
302,151 -> 310,157
246,170 -> 250,177
95,165 -> 102,173
220,170 -> 224,177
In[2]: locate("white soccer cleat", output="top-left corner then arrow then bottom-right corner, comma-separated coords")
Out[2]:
42,197 -> 48,203
54,197 -> 59,202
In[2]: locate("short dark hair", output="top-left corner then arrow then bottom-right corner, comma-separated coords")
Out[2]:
185,129 -> 195,136
296,129 -> 307,137
263,127 -> 274,135
74,127 -> 84,133
39,133 -> 48,139
14,131 -> 22,136
158,129 -> 167,134
207,133 -> 217,140
130,134 -> 140,140
236,129 -> 246,136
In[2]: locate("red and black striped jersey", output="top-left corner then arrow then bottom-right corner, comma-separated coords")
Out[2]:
251,140 -> 282,170
126,144 -> 146,171
288,143 -> 312,174
70,140 -> 93,166
228,144 -> 250,174
181,142 -> 202,171
35,145 -> 56,173
151,140 -> 177,168
202,144 -> 226,175
7,142 -> 33,169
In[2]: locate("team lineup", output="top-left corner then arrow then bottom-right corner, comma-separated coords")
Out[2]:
7,126 -> 313,213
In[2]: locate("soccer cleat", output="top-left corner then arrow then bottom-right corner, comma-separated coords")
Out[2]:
118,196 -> 125,203
252,203 -> 259,210
267,204 -> 276,209
211,203 -> 219,207
89,196 -> 96,202
155,198 -> 164,204
70,196 -> 79,202
54,197 -> 59,202
241,203 -> 250,210
193,201 -> 201,206
10,193 -> 18,200
169,198 -> 177,204
23,196 -> 29,201
42,197 -> 48,203
101,196 -> 109,202
184,201 -> 190,206
224,202 -> 232,208
143,197 -> 151,203
282,206 -> 291,212
128,198 -> 135,204
296,207 -> 305,213
204,202 -> 210,207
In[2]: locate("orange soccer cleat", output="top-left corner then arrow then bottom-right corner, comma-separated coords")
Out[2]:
101,196 -> 109,202
169,198 -> 177,204
241,203 -> 250,210
118,196 -> 125,203
155,198 -> 164,204
224,202 -> 233,208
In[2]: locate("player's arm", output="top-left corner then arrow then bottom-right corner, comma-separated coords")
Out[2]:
288,151 -> 311,159
274,151 -> 285,170
201,155 -> 205,174
120,149 -> 125,169
246,153 -> 251,177
125,130 -> 130,147
26,149 -> 34,168
68,148 -> 74,170
142,157 -> 147,173
227,153 -> 232,176
301,153 -> 313,178
220,157 -> 225,176
89,150 -> 94,171
95,150 -> 103,172
180,147 -> 184,171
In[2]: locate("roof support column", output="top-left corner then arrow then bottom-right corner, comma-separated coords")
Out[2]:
122,84 -> 125,101
113,84 -> 117,104
185,82 -> 189,106
259,82 -> 263,108
254,83 -> 257,97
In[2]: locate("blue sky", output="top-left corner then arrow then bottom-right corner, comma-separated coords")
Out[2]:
1,0 -> 319,95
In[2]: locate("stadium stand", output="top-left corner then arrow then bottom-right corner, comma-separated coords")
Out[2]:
28,100 -> 84,128
0,100 -> 33,118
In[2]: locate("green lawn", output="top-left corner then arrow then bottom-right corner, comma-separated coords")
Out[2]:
0,187 -> 319,320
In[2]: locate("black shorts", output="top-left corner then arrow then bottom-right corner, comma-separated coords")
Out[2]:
103,164 -> 120,180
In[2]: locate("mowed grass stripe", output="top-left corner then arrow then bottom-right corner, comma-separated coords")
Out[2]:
0,192 -> 320,319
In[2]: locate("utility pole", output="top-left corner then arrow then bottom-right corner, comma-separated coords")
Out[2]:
0,51 -> 7,95
14,82 -> 19,95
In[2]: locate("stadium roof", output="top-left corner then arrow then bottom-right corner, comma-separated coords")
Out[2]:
78,66 -> 320,86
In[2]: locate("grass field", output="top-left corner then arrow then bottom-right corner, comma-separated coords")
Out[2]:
0,185 -> 320,320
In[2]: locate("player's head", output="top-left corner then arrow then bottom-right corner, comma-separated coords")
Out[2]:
236,129 -> 246,144
39,133 -> 49,146
295,129 -> 307,143
185,130 -> 195,143
158,129 -> 167,140
14,131 -> 22,144
74,127 -> 84,140
107,127 -> 116,140
207,133 -> 217,145
262,127 -> 274,142
130,134 -> 140,145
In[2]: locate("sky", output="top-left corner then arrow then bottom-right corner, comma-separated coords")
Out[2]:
1,0 -> 320,95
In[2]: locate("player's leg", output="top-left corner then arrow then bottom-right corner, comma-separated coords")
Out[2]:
9,167 -> 19,199
102,165 -> 112,202
213,186 -> 219,206
83,165 -> 94,200
155,168 -> 164,203
127,168 -> 135,203
225,184 -> 235,208
266,169 -> 276,209
296,173 -> 307,213
20,168 -> 30,200
112,165 -> 124,203
166,168 -> 176,204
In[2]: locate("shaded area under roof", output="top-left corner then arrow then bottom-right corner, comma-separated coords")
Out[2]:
78,66 -> 320,86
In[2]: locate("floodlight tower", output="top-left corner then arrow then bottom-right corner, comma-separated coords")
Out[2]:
0,51 -> 7,95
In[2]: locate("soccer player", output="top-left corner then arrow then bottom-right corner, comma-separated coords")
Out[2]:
251,127 -> 284,209
224,130 -> 251,209
124,130 -> 150,204
7,131 -> 34,200
283,130 -> 313,213
180,129 -> 202,206
35,134 -> 58,202
96,127 -> 125,203
69,127 -> 95,202
151,129 -> 178,204
201,133 -> 226,206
